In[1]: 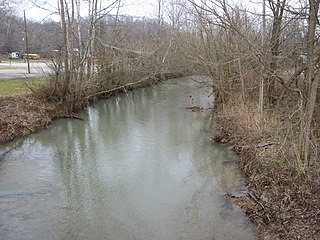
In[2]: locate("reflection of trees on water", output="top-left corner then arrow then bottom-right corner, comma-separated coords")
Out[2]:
49,111 -> 134,238
177,96 -> 254,240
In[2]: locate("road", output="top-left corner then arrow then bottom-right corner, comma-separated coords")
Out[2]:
0,61 -> 52,80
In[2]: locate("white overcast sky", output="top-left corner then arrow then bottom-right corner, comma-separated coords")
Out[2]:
21,0 -> 262,22
21,0 -> 155,22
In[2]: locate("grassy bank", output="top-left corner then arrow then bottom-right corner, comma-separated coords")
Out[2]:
0,78 -> 49,96
214,99 -> 320,239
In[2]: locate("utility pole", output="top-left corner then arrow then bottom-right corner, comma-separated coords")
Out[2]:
24,10 -> 31,74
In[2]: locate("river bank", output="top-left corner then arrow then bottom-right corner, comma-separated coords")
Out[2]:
213,100 -> 320,240
0,73 -> 181,144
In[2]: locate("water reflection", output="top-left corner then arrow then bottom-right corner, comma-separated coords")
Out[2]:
0,77 -> 256,239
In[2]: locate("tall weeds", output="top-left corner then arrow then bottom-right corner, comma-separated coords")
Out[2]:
214,93 -> 320,239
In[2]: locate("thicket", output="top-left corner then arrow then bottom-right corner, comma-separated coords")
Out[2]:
186,1 -> 320,239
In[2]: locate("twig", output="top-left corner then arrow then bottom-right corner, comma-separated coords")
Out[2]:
24,82 -> 36,93
248,192 -> 277,213
248,192 -> 266,210
256,142 -> 275,148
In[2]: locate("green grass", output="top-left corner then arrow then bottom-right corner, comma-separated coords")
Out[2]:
0,77 -> 49,96
0,65 -> 25,70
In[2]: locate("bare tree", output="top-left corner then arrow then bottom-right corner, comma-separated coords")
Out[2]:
266,0 -> 287,105
298,0 -> 319,166
59,0 -> 70,97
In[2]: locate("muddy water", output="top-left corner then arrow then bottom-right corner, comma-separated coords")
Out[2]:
0,77 -> 256,240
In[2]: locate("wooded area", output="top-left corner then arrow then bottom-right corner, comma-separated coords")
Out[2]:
1,0 -> 319,239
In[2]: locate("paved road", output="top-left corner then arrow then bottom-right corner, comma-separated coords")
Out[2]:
0,61 -> 52,80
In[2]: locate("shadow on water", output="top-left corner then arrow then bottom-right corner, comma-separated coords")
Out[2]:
0,77 -> 257,240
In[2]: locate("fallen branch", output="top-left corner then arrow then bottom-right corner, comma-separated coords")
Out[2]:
84,74 -> 157,100
256,142 -> 275,148
248,192 -> 277,213
60,115 -> 84,120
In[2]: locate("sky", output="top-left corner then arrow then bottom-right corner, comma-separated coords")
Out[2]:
21,0 -> 155,22
20,0 -> 262,22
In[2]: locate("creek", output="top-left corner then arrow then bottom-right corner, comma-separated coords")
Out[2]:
0,77 -> 256,239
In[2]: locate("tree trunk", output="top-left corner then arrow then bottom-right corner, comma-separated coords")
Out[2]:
299,0 -> 319,165
59,0 -> 70,97
267,0 -> 286,105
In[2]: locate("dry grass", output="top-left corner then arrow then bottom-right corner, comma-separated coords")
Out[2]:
214,98 -> 320,240
215,99 -> 281,152
0,96 -> 53,143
